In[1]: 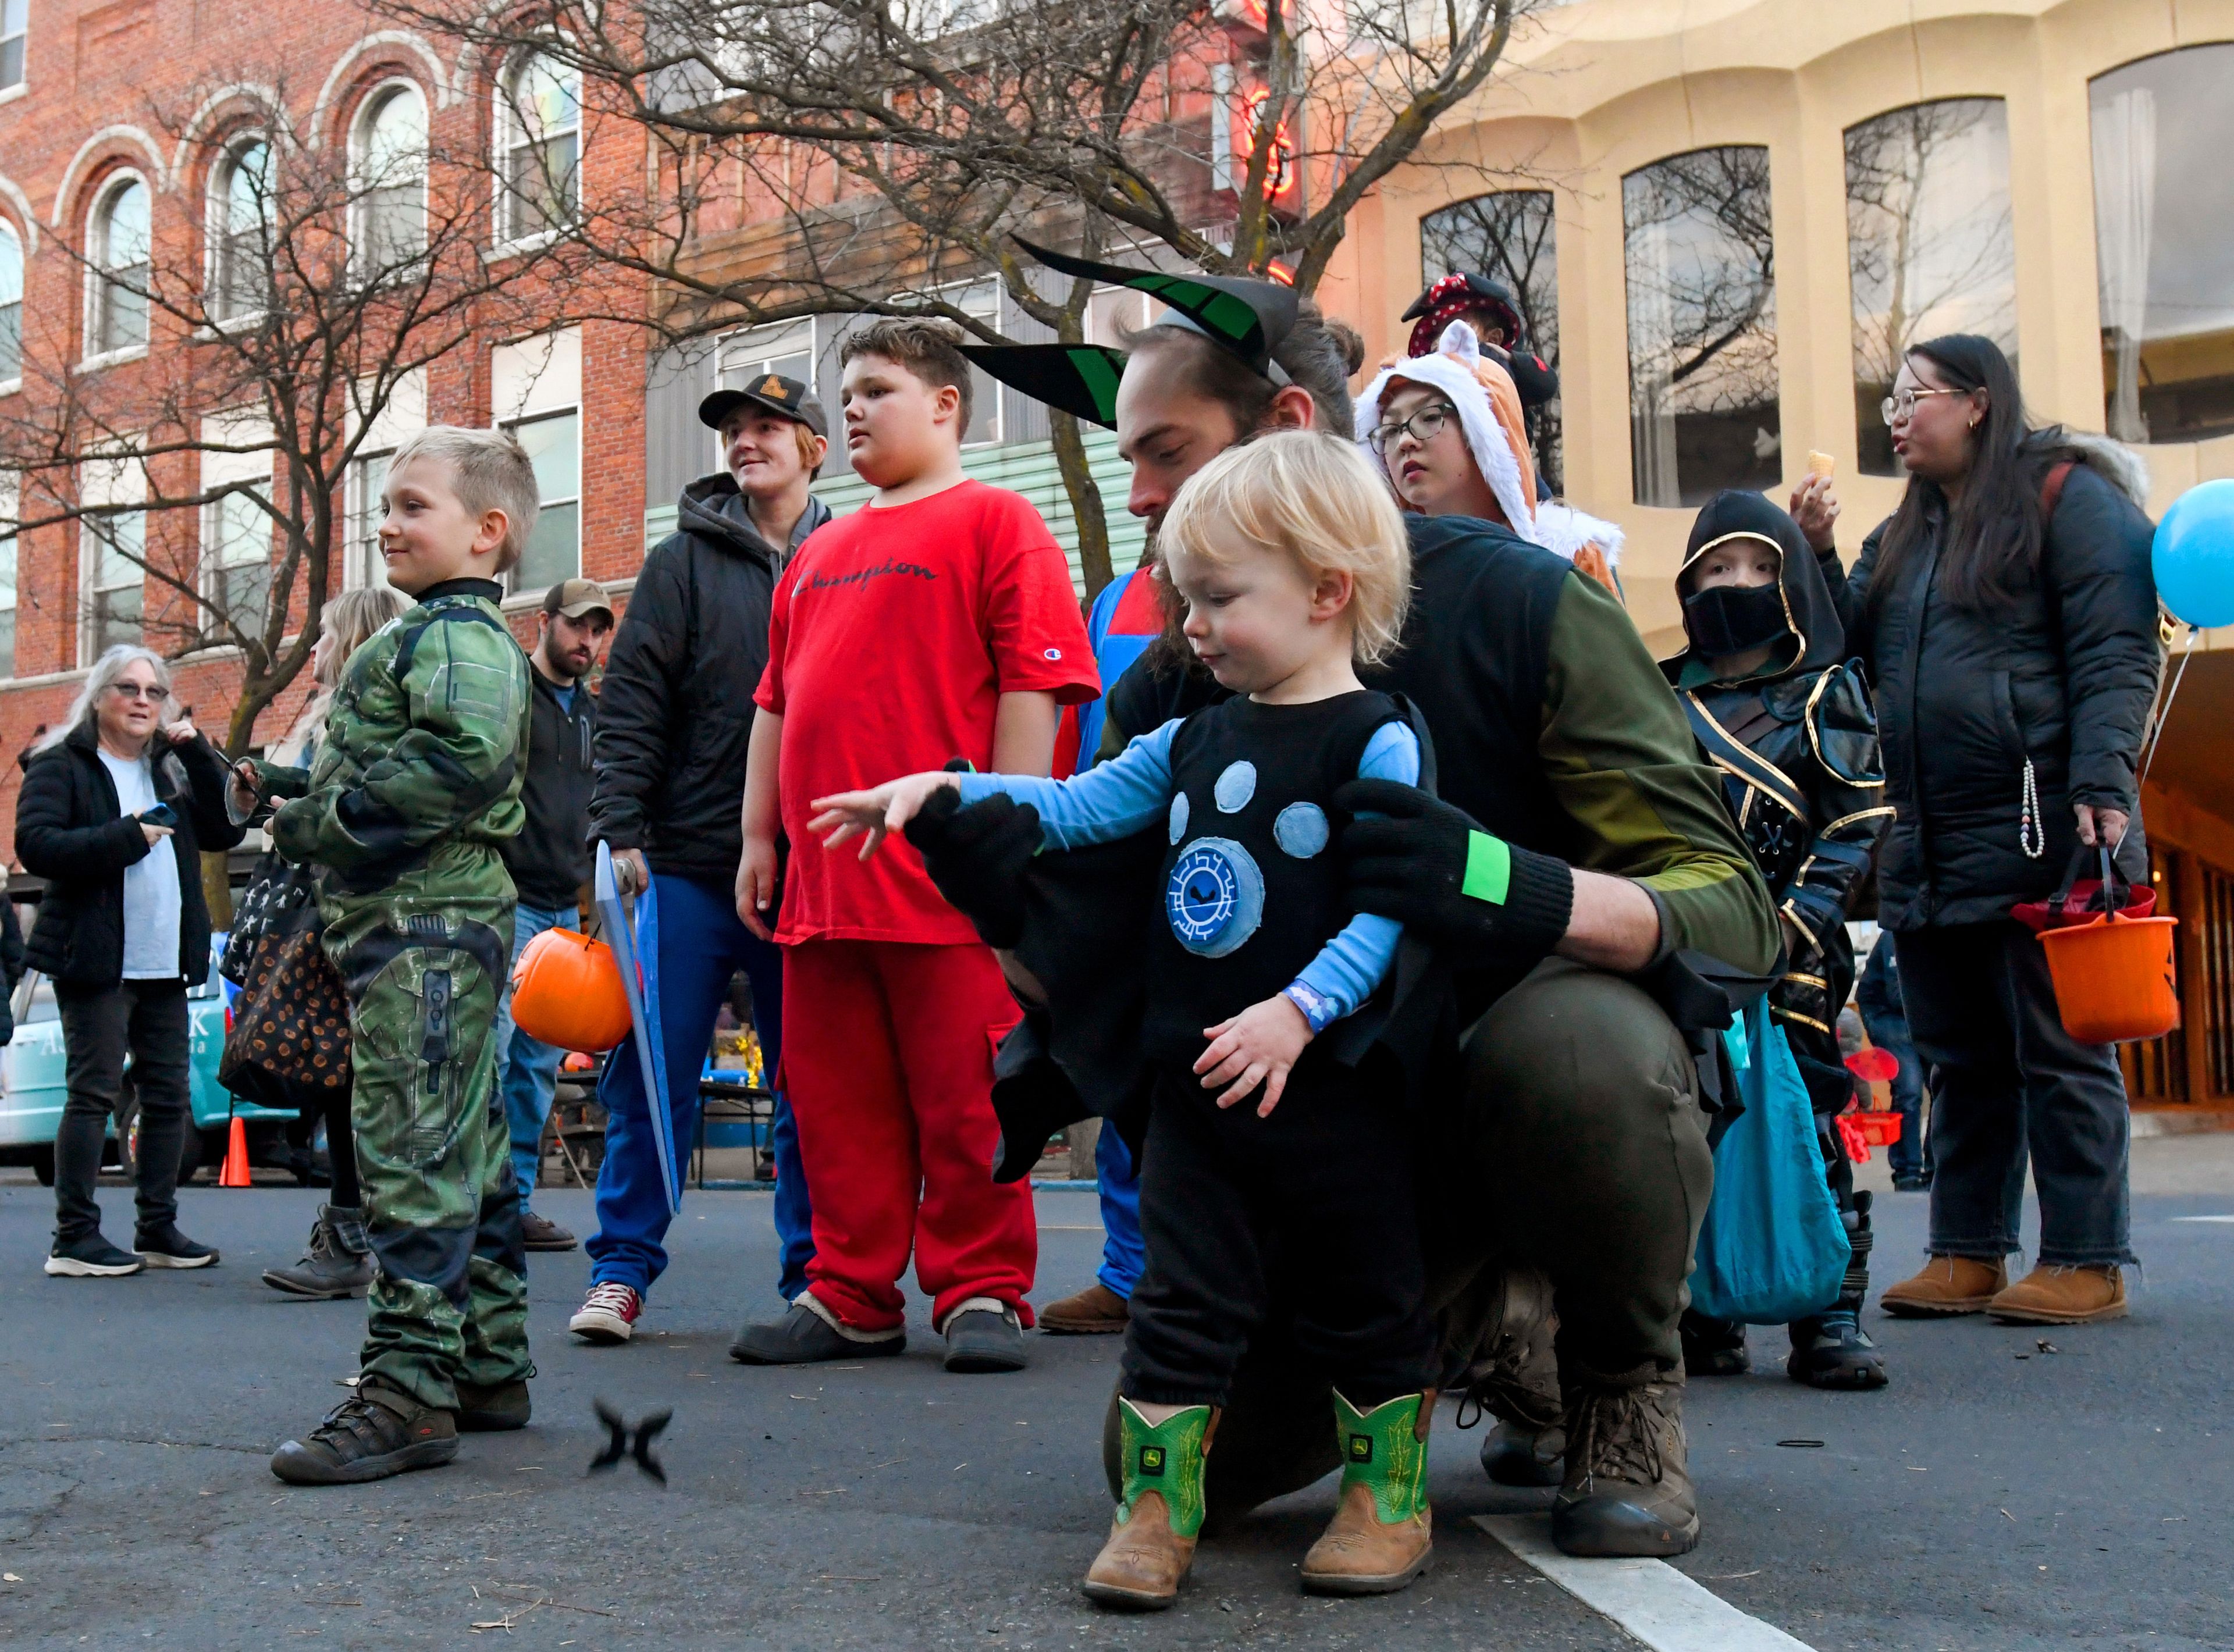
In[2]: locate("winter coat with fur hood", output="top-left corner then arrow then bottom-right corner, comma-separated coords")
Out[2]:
1818,432 -> 2161,931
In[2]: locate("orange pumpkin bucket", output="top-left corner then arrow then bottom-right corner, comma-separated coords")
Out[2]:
2037,910 -> 2180,1045
510,928 -> 634,1052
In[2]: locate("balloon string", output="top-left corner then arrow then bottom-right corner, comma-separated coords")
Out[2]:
2139,624 -> 2198,793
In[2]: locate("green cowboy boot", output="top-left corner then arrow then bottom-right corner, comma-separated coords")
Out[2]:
1082,1398 -> 1216,1611
1300,1389 -> 1435,1595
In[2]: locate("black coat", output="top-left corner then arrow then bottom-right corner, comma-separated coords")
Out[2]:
15,724 -> 246,988
1819,436 -> 2161,930
586,477 -> 832,886
504,667 -> 597,910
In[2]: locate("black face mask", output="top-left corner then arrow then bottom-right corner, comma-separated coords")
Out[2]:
1682,581 -> 1790,658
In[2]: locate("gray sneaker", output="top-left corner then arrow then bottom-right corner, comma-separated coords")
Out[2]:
943,1304 -> 1027,1374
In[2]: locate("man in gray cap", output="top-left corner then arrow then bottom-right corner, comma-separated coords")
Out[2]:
496,577 -> 615,1252
571,374 -> 830,1343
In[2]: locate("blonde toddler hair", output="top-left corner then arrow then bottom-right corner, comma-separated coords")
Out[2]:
386,425 -> 542,572
1157,430 -> 1411,665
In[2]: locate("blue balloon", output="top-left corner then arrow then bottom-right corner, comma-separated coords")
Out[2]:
2154,479 -> 2234,629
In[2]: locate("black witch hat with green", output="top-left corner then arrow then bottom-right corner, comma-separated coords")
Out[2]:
956,238 -> 1304,428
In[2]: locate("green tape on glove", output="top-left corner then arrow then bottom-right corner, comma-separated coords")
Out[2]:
1462,829 -> 1512,905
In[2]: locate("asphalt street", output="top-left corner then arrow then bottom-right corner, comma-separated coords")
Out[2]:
1,1138 -> 2229,1651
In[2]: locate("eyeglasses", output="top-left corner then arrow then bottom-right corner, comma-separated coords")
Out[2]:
1880,387 -> 1968,426
1367,403 -> 1460,454
108,682 -> 165,701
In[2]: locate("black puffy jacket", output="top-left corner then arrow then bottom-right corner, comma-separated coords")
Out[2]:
15,724 -> 246,987
1819,435 -> 2160,931
586,476 -> 831,886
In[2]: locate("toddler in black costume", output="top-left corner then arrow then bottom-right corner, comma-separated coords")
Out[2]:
809,432 -> 1439,1609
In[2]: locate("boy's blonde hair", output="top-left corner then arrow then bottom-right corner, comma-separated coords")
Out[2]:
1157,431 -> 1411,665
387,425 -> 542,572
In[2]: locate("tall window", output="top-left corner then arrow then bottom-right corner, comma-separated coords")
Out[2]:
2090,45 -> 2234,445
1,0 -> 26,92
498,52 -> 581,244
202,415 -> 276,639
346,448 -> 393,590
79,453 -> 146,654
353,83 -> 428,274
0,219 -> 22,387
1845,101 -> 2015,475
1421,190 -> 1563,490
209,137 -> 274,323
493,329 -> 581,592
0,469 -> 19,679
88,176 -> 151,359
1623,146 -> 1780,507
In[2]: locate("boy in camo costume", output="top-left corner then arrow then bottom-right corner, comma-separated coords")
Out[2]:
265,427 -> 539,1485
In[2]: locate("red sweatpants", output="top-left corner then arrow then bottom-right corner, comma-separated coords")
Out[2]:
781,938 -> 1037,1333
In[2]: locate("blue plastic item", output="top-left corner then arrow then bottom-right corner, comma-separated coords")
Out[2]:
1689,999 -> 1850,1326
2153,479 -> 2234,629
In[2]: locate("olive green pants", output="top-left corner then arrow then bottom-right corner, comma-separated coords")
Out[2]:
1104,956 -> 1713,1518
329,902 -> 531,1412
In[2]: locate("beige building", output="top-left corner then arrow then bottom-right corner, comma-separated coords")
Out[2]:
1343,0 -> 2234,1112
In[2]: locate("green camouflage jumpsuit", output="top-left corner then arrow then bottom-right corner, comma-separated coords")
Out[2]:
265,577 -> 533,1411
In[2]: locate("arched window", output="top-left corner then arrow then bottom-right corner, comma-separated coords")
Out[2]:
1844,101 -> 2015,475
0,218 -> 23,386
353,81 -> 428,273
88,175 -> 151,359
209,135 -> 273,323
1622,146 -> 1780,507
497,51 -> 579,244
2090,45 -> 2234,445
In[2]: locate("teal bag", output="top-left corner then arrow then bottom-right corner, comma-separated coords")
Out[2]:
1689,999 -> 1850,1325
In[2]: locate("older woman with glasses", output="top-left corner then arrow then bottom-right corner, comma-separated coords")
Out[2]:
17,645 -> 245,1277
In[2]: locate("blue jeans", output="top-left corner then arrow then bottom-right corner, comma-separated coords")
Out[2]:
585,872 -> 814,1298
1096,1120 -> 1144,1299
495,902 -> 571,1215
1856,941 -> 1933,1181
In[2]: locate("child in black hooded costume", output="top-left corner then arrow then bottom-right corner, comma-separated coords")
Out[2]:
1662,491 -> 1895,1390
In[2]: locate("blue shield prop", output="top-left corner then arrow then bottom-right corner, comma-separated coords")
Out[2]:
595,843 -> 681,1215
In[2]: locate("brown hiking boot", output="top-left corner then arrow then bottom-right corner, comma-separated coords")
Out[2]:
1040,1281 -> 1130,1335
1299,1392 -> 1434,1595
1880,1255 -> 2007,1318
1551,1368 -> 1699,1558
1987,1264 -> 2128,1325
268,1379 -> 458,1486
1083,1401 -> 1215,1611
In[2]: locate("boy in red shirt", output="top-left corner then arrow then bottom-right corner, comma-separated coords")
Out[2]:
731,318 -> 1097,1373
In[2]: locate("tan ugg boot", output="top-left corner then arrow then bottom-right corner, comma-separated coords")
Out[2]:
1880,1255 -> 2008,1317
1082,1400 -> 1215,1611
1299,1391 -> 1435,1595
1987,1263 -> 2128,1325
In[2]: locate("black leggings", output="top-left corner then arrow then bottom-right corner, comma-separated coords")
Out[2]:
284,1079 -> 360,1207
1120,1055 -> 1436,1410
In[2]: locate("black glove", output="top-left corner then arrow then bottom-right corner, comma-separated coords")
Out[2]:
902,785 -> 1043,949
1333,778 -> 1574,973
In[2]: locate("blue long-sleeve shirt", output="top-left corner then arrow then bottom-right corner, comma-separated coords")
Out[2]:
955,714 -> 1418,1030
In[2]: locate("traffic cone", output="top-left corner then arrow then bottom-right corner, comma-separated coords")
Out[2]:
218,1116 -> 252,1187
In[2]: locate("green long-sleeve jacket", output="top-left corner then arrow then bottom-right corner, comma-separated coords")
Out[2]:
1104,517 -> 1778,985
268,578 -> 530,908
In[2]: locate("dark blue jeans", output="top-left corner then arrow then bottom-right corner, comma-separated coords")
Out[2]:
585,873 -> 814,1298
1894,921 -> 2135,1269
1855,941 -> 1932,1181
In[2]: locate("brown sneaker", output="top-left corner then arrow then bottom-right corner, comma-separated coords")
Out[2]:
520,1212 -> 578,1252
1987,1264 -> 2128,1325
1551,1368 -> 1698,1558
1299,1392 -> 1434,1595
1880,1255 -> 2007,1318
1040,1281 -> 1130,1336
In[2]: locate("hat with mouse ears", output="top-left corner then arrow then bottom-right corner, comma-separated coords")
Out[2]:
954,236 -> 1304,430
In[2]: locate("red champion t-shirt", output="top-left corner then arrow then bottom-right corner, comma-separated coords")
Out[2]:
756,479 -> 1100,945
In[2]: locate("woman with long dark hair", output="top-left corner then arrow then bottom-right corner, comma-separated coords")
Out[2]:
1791,333 -> 2161,1326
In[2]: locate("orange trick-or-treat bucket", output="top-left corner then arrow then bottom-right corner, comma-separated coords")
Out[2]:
510,928 -> 634,1053
2036,909 -> 2180,1046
